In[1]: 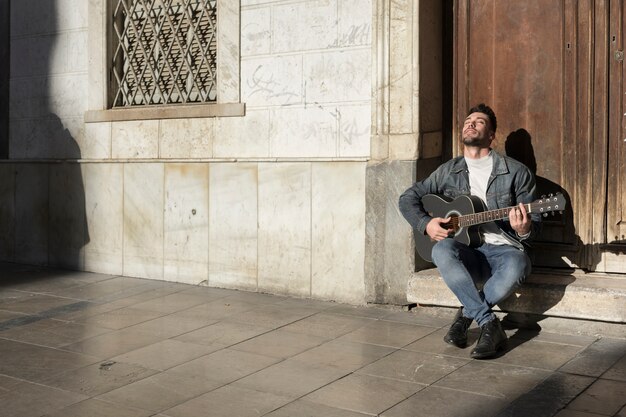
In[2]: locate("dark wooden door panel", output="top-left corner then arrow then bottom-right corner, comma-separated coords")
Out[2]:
603,0 -> 626,272
608,0 -> 625,244
453,0 -> 600,269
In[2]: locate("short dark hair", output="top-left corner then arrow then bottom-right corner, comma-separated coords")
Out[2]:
468,103 -> 497,132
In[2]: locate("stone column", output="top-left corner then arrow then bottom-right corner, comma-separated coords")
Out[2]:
365,0 -> 444,305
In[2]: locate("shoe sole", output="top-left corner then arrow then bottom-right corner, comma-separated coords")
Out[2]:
443,336 -> 467,349
470,341 -> 507,359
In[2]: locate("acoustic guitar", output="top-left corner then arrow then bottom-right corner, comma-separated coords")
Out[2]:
416,193 -> 566,262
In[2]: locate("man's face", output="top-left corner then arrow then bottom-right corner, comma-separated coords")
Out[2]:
462,112 -> 494,147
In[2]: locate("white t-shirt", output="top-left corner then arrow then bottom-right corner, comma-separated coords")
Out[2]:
465,152 -> 513,246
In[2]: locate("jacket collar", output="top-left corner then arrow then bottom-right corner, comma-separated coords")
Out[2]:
452,149 -> 510,176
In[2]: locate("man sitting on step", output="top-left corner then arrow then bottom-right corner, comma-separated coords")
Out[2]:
398,103 -> 541,359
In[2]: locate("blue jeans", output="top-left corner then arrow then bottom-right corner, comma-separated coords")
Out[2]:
431,239 -> 532,327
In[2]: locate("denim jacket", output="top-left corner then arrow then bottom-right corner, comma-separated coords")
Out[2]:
398,150 -> 541,251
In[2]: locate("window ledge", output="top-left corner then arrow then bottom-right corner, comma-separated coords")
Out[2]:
84,103 -> 245,123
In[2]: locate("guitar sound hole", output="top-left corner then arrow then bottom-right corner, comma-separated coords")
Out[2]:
446,214 -> 461,234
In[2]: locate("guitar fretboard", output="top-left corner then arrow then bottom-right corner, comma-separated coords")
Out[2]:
458,204 -> 532,228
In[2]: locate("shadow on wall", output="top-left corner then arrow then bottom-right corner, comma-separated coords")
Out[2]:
6,0 -> 89,270
504,128 -> 584,267
504,128 -> 626,271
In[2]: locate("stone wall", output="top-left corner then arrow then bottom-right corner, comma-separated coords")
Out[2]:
2,0 -> 372,304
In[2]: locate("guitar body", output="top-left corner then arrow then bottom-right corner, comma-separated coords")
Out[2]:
415,194 -> 487,262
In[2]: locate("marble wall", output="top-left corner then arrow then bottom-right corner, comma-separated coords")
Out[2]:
0,161 -> 367,304
5,0 -> 373,304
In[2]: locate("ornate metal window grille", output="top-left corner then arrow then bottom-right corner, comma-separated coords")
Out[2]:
110,0 -> 217,107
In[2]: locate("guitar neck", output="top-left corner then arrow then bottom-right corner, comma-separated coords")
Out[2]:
459,203 -> 531,227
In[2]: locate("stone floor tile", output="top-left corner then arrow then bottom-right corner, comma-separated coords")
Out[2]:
122,313 -> 218,339
559,338 -> 626,377
325,304 -> 394,319
493,372 -> 595,417
0,309 -> 28,323
566,378 -> 626,416
78,307 -> 167,330
274,296 -> 338,310
166,303 -> 236,326
42,398 -> 154,417
0,380 -> 87,417
280,312 -> 374,338
0,289 -> 32,302
491,337 -> 586,370
53,298 -> 140,321
357,349 -> 469,384
1,265 -> 624,417
174,285 -> 234,299
4,276 -> 88,295
230,328 -> 329,359
57,276 -> 153,301
111,282 -> 192,304
381,386 -> 508,417
381,309 -> 453,328
232,359 -> 350,398
111,339 -> 223,371
0,338 -> 99,384
173,298 -> 258,320
434,361 -> 552,400
96,371 -> 224,413
226,304 -> 320,329
0,293 -> 83,315
290,339 -> 395,371
0,317 -> 111,348
304,373 -> 425,415
130,292 -> 210,314
339,320 -> 437,348
41,360 -> 159,396
47,270 -> 119,284
61,326 -> 164,359
173,320 -> 272,347
553,410 -> 606,417
264,399 -> 371,417
220,290 -> 288,305
526,331 -> 598,347
161,385 -> 292,417
403,327 -> 479,359
602,352 -> 626,382
94,283 -> 185,305
0,374 -> 24,392
167,348 -> 280,383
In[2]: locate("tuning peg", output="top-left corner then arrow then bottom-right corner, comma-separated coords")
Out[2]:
548,193 -> 553,197
541,194 -> 546,198
559,211 -> 564,215
543,213 -> 548,217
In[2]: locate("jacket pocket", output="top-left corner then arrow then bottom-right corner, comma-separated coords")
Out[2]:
496,192 -> 514,207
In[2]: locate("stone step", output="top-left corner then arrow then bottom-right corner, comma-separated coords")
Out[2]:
407,268 -> 626,324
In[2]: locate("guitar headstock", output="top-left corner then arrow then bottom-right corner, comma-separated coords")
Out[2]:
532,193 -> 567,217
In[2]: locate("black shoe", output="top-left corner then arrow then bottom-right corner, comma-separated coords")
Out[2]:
443,307 -> 473,348
470,317 -> 507,359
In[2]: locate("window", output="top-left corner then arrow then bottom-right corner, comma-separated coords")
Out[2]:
86,0 -> 242,122
110,0 -> 218,107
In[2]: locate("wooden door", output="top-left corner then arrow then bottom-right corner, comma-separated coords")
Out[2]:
604,0 -> 626,272
453,0 -> 621,271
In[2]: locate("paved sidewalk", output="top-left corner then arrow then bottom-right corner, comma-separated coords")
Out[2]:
0,263 -> 624,417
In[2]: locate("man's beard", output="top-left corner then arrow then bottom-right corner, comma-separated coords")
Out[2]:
462,136 -> 483,146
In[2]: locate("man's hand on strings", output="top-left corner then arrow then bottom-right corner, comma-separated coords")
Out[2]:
509,203 -> 531,236
426,217 -> 453,241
